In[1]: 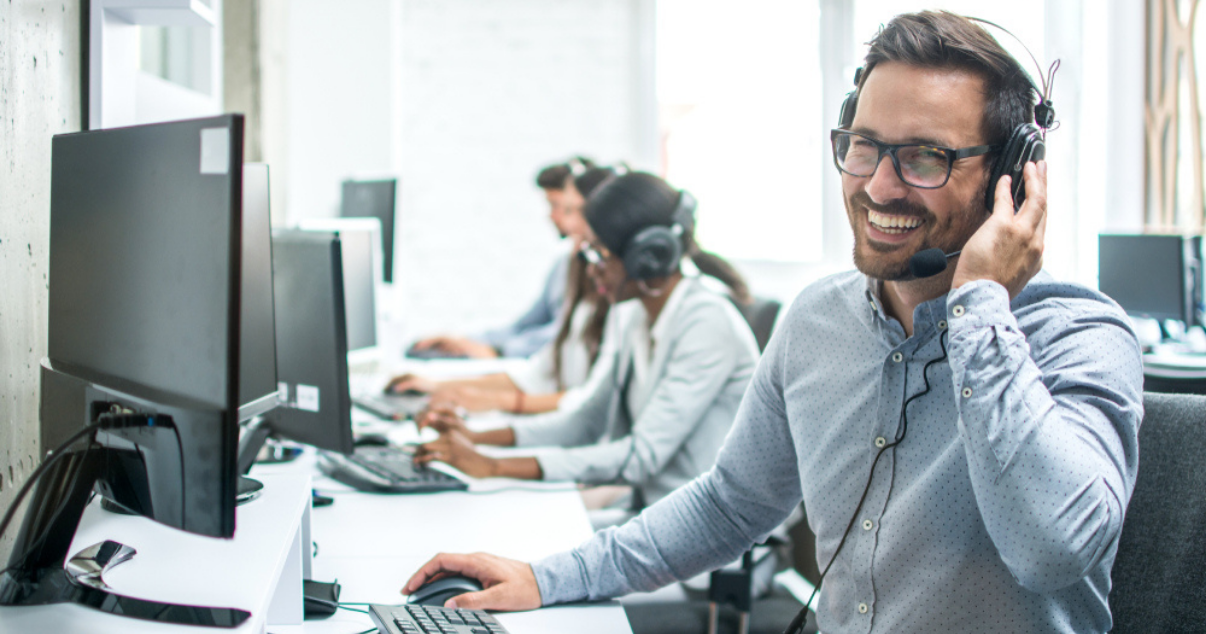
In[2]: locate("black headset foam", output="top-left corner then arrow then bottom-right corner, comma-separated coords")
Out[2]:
622,190 -> 696,281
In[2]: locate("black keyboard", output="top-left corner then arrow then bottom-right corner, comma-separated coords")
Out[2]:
317,446 -> 468,493
353,393 -> 429,421
370,604 -> 508,634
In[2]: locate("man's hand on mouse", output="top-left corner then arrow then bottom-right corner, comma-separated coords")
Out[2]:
403,552 -> 541,611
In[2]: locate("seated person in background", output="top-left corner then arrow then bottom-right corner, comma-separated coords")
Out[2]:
413,172 -> 759,522
401,12 -> 1144,634
408,157 -> 595,359
388,167 -> 620,414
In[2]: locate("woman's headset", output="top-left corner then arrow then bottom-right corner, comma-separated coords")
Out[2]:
621,190 -> 697,281
836,18 -> 1058,212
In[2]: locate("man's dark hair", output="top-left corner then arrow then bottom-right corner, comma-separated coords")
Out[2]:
859,11 -> 1036,148
535,156 -> 597,190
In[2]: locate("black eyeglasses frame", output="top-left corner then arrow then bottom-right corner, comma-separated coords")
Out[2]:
830,129 -> 1000,189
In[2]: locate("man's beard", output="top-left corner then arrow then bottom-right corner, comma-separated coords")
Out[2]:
846,180 -> 990,282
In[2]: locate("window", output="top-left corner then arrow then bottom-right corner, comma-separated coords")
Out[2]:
657,0 -> 823,263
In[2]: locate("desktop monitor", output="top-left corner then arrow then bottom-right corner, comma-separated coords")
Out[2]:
237,230 -> 355,466
7,115 -> 250,627
341,178 -> 398,283
1099,234 -> 1203,328
239,163 -> 281,420
296,217 -> 381,362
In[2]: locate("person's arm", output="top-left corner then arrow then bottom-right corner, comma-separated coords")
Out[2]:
478,254 -> 569,357
530,306 -> 745,485
946,280 -> 1142,592
947,165 -> 1144,593
404,310 -> 804,609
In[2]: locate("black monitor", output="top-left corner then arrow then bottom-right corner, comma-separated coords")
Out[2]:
341,178 -> 397,283
1099,234 -> 1203,328
5,115 -> 250,627
239,163 -> 281,420
236,230 -> 355,469
296,218 -> 380,360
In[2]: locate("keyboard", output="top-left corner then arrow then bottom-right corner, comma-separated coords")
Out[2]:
317,446 -> 468,493
369,604 -> 508,634
353,393 -> 429,421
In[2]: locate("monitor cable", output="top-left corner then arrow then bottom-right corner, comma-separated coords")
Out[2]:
0,421 -> 105,545
783,328 -> 949,634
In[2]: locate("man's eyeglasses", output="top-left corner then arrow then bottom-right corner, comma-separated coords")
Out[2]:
830,129 -> 999,189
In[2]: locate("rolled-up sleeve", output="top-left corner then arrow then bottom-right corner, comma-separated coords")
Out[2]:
945,280 -> 1143,593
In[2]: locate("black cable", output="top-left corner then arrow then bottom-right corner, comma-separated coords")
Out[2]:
784,329 -> 949,634
0,421 -> 105,544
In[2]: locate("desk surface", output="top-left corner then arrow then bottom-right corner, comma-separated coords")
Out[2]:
257,450 -> 631,634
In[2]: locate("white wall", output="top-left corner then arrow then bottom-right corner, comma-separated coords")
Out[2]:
0,0 -> 82,559
272,0 -> 654,352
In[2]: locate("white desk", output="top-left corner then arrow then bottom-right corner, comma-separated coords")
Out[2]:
256,449 -> 633,634
0,473 -> 313,634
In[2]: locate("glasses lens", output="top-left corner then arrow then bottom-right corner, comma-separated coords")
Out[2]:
897,146 -> 951,187
835,132 -> 879,176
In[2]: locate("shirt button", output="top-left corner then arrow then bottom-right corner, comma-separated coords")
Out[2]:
891,352 -> 903,363
862,519 -> 873,531
869,299 -> 877,311
874,436 -> 887,448
951,305 -> 966,317
961,387 -> 973,398
858,602 -> 869,614
938,320 -> 947,330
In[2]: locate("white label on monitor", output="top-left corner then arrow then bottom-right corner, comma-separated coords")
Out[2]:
296,384 -> 320,412
199,127 -> 229,174
278,382 -> 289,404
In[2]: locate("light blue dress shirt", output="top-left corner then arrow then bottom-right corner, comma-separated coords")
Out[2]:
531,270 -> 1144,634
478,251 -> 569,358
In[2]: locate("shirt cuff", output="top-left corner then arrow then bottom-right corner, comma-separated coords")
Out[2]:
531,550 -> 590,605
532,449 -> 578,482
945,279 -> 1016,331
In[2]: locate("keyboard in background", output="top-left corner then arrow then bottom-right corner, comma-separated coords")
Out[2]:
318,446 -> 467,493
370,604 -> 508,634
353,392 -> 429,421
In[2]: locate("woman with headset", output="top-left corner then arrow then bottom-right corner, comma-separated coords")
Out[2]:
414,172 -> 759,520
385,167 -> 619,415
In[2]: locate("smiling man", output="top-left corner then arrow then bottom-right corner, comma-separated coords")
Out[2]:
401,12 -> 1144,633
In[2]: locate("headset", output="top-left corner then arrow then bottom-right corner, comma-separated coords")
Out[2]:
621,190 -> 697,281
836,19 -> 1057,213
837,18 -> 1059,280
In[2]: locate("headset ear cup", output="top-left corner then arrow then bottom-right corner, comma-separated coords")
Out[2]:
839,90 -> 858,129
986,123 -> 1045,212
623,226 -> 682,280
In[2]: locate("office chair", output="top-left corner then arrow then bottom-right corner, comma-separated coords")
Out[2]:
736,297 -> 781,353
1109,391 -> 1206,633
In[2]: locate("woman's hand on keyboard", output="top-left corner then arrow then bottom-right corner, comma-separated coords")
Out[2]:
415,405 -> 473,438
403,552 -> 542,612
414,429 -> 498,478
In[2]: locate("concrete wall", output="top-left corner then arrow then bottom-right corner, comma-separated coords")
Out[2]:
0,0 -> 82,559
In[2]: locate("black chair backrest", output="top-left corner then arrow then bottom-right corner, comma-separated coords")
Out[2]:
1109,391 -> 1206,633
737,297 -> 781,353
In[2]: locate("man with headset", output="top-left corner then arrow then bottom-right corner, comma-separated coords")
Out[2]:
407,157 -> 595,359
401,12 -> 1143,633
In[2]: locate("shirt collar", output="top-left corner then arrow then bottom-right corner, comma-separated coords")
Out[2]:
648,276 -> 694,346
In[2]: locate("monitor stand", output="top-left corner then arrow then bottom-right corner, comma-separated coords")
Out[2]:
0,445 -> 251,628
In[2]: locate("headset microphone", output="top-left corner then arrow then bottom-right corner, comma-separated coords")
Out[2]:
908,247 -> 962,279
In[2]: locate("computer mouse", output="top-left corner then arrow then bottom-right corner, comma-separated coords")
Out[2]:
353,433 -> 390,447
407,575 -> 483,607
